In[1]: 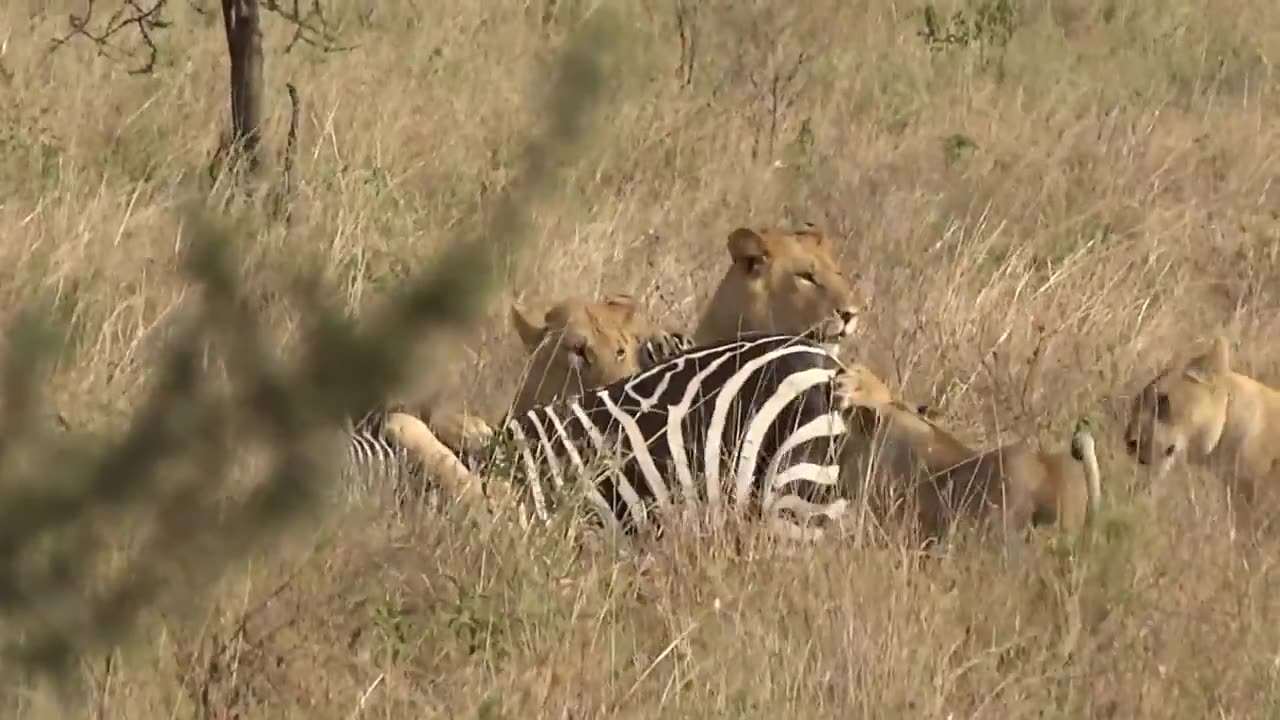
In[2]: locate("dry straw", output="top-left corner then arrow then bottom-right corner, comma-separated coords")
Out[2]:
3,0 -> 1280,716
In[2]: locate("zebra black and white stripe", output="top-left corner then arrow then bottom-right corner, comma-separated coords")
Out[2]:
469,332 -> 853,540
341,410 -> 423,502
337,330 -> 693,503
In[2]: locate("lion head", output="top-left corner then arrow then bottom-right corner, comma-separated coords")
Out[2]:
694,225 -> 869,346
1124,336 -> 1232,477
510,294 -> 660,413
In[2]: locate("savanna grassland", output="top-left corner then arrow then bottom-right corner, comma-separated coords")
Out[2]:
3,0 -> 1280,717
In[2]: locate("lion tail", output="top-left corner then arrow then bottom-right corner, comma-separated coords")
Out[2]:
1070,417 -> 1103,520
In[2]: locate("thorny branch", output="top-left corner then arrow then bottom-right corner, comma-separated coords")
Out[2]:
51,0 -> 354,75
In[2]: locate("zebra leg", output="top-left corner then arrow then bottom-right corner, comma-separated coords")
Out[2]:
384,412 -> 492,522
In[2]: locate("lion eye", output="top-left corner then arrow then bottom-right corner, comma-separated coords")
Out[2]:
616,346 -> 627,360
797,271 -> 819,286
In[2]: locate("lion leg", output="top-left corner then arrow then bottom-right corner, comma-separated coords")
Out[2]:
832,363 -> 893,410
430,408 -> 496,456
384,412 -> 491,522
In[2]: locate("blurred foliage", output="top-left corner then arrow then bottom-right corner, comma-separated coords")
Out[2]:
0,6 -> 620,692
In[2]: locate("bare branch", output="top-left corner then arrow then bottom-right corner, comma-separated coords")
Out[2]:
51,0 -> 355,71
51,0 -> 171,75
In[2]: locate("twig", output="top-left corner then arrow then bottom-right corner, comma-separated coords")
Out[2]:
94,651 -> 114,720
673,0 -> 696,88
261,0 -> 356,53
348,673 -> 385,718
275,81 -> 301,226
611,622 -> 699,712
1019,322 -> 1048,422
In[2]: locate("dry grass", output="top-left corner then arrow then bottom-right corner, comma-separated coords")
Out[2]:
4,0 -> 1280,716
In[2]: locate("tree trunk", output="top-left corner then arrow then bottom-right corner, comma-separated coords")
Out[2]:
221,0 -> 264,173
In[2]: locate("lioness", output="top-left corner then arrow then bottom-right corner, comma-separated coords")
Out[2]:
420,293 -> 673,453
403,223 -> 869,506
694,225 -> 868,347
428,223 -> 865,449
1124,335 -> 1280,532
509,293 -> 663,413
836,365 -> 1103,548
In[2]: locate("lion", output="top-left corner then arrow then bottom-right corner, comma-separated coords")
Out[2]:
835,364 -> 1103,549
419,293 -> 678,454
398,223 -> 869,507
693,225 -> 869,347
422,223 -> 865,451
508,293 -> 667,412
1123,335 -> 1280,533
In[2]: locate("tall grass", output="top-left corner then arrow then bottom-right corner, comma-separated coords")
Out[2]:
2,0 -> 1280,716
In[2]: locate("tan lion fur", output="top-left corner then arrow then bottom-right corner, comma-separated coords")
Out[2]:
425,223 -> 866,456
383,411 -> 490,520
422,294 -> 662,453
508,293 -> 658,413
1124,335 -> 1280,534
693,225 -> 868,346
835,365 -> 1103,548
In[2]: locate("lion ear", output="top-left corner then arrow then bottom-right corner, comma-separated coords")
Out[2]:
1187,335 -> 1231,381
727,228 -> 770,274
1183,368 -> 1211,385
599,294 -> 640,327
600,294 -> 640,324
510,301 -> 548,351
602,292 -> 637,307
